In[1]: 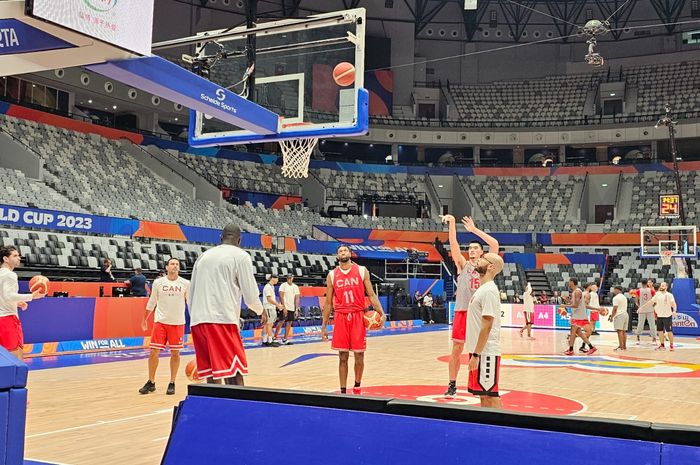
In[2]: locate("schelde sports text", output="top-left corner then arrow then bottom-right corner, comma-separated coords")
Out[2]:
200,92 -> 238,114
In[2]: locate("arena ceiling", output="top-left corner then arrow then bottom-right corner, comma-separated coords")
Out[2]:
187,0 -> 697,43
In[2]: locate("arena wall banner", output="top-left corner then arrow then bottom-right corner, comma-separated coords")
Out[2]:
295,238 -> 410,260
0,203 -> 138,236
449,302 -> 616,332
19,292 -> 406,357
315,225 -> 532,247
671,278 -> 700,336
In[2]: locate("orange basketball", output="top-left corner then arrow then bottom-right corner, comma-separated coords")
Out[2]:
363,310 -> 383,330
185,360 -> 200,382
333,62 -> 355,87
597,307 -> 609,317
29,275 -> 49,295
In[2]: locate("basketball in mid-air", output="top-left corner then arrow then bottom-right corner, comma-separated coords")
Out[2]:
333,62 -> 356,87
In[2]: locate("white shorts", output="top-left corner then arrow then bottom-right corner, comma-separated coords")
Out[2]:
613,313 -> 629,331
264,307 -> 277,323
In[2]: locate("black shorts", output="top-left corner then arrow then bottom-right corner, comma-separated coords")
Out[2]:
657,316 -> 673,333
277,309 -> 296,322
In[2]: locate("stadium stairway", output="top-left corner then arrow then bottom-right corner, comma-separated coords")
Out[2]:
525,269 -> 551,298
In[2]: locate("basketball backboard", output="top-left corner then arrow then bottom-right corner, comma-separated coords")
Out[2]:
153,8 -> 368,147
640,225 -> 697,258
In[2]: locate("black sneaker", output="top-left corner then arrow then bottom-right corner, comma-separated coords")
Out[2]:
166,383 -> 175,395
444,384 -> 457,398
139,380 -> 155,394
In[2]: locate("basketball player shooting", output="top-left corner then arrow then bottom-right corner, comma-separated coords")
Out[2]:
440,215 -> 499,398
321,245 -> 385,394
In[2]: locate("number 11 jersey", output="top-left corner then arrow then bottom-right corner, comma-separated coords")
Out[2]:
330,264 -> 367,314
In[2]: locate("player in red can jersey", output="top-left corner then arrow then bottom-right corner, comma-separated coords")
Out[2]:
322,245 -> 385,394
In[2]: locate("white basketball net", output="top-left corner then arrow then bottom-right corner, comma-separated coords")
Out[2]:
660,250 -> 674,266
279,137 -> 318,178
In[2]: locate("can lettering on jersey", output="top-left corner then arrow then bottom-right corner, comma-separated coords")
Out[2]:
455,262 -> 480,312
332,264 -> 366,313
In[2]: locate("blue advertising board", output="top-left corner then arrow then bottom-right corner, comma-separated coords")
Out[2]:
0,204 -> 138,236
0,19 -> 74,55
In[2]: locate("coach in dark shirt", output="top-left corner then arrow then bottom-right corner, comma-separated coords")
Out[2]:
124,268 -> 150,297
100,258 -> 116,282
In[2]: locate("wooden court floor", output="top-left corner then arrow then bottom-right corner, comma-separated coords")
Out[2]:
24,327 -> 700,465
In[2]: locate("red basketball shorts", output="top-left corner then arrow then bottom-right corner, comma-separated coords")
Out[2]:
331,311 -> 366,352
572,319 -> 590,328
0,315 -> 23,352
150,322 -> 185,350
590,311 -> 600,322
191,323 -> 247,380
452,310 -> 467,342
467,354 -> 501,397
